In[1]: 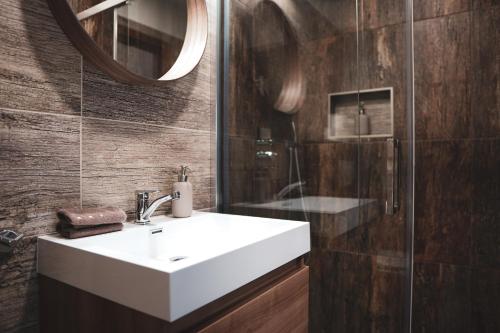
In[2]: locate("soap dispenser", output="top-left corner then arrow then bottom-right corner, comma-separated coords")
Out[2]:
358,102 -> 370,135
172,166 -> 193,218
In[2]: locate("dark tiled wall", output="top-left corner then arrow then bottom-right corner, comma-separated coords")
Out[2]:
412,0 -> 500,331
225,0 -> 295,208
0,0 -> 216,331
226,1 -> 409,332
226,0 -> 499,332
294,1 -> 409,331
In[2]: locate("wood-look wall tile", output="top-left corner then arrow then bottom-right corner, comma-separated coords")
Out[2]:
471,6 -> 500,138
82,57 -> 212,131
297,34 -> 356,142
471,139 -> 500,268
414,0 -> 471,21
256,0 -> 356,41
295,14 -> 408,142
358,141 -> 407,258
0,280 -> 38,332
309,207 -> 367,256
471,267 -> 500,332
0,109 -> 80,332
0,1 -> 216,331
359,24 -> 406,89
323,33 -> 358,94
228,136 -> 255,173
309,249 -> 405,333
473,0 -> 500,8
412,262 -> 471,333
308,141 -> 407,258
228,2 -> 257,138
227,169 -> 255,206
303,142 -> 358,198
414,140 -> 473,265
81,118 -> 213,219
227,136 -> 256,204
0,109 -> 81,235
361,0 -> 405,30
208,1 -> 218,206
359,24 -> 408,139
288,0 -> 357,37
0,0 -> 81,115
414,13 -> 472,140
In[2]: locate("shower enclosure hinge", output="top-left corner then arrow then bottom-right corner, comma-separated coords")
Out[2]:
385,138 -> 400,215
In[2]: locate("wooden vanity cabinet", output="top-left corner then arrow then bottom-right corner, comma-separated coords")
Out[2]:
39,259 -> 309,333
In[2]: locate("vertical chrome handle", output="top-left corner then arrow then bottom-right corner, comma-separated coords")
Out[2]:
135,190 -> 159,222
385,138 -> 399,215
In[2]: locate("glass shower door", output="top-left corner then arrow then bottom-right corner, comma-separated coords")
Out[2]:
219,0 -> 414,332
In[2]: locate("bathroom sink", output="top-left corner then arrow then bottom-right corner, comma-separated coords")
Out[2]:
37,212 -> 310,322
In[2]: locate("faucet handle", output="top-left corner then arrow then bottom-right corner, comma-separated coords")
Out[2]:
136,190 -> 160,224
136,190 -> 159,200
135,190 -> 160,195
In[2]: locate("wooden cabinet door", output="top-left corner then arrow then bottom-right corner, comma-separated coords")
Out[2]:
199,266 -> 309,333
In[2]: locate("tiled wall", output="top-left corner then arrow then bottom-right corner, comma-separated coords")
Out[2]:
226,0 -> 409,331
225,0 -> 499,332
412,0 -> 500,331
223,0 -> 296,208
0,0 -> 216,331
298,1 -> 409,331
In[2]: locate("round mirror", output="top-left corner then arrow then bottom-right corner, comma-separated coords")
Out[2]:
48,0 -> 208,82
252,0 -> 304,114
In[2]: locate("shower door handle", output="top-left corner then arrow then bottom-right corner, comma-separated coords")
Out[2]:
385,138 -> 399,215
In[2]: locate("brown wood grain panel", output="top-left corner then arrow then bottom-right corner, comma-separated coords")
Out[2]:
199,266 -> 309,333
471,139 -> 500,268
471,267 -> 500,332
0,109 -> 80,332
471,5 -> 500,138
0,109 -> 81,236
81,117 -> 213,218
0,1 -> 216,331
309,250 -> 405,333
0,0 -> 81,115
412,262 -> 472,333
414,12 -> 472,140
414,140 -> 473,266
414,0 -> 470,21
81,58 -> 212,131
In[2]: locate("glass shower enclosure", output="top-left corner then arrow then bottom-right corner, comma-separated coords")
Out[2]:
218,0 -> 414,332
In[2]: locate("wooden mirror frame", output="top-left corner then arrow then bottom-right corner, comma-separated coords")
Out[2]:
47,0 -> 208,83
252,0 -> 304,114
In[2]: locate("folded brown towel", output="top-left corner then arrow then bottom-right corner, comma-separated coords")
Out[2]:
56,207 -> 126,239
57,207 -> 127,229
57,223 -> 123,239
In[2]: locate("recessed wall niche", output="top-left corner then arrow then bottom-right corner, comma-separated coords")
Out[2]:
327,87 -> 394,140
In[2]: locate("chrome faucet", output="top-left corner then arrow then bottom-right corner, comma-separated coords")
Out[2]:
135,190 -> 181,224
274,181 -> 306,200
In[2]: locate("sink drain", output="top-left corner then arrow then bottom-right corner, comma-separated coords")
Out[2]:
169,256 -> 188,262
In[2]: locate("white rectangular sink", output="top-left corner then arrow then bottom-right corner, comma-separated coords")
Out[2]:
37,212 -> 310,322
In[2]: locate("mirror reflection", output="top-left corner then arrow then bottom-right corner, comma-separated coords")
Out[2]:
69,0 -> 188,79
252,1 -> 304,114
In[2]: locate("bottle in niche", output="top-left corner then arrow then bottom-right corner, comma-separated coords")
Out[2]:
172,166 -> 193,218
358,102 -> 370,135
